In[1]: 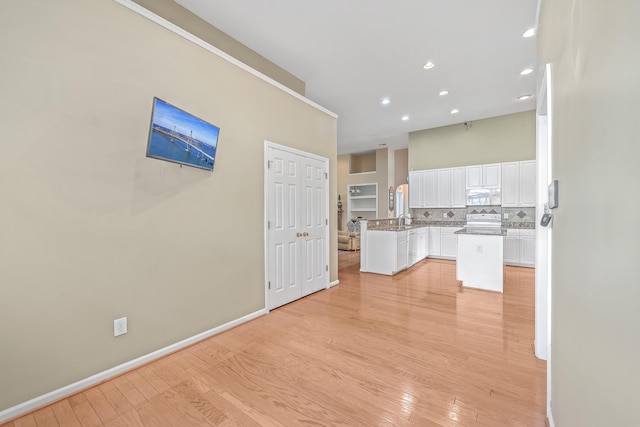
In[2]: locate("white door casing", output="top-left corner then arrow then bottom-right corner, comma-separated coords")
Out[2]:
265,142 -> 328,310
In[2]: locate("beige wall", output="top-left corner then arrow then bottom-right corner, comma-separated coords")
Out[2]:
409,111 -> 536,170
132,0 -> 305,96
394,148 -> 408,187
349,151 -> 376,174
0,0 -> 336,412
539,0 -> 640,425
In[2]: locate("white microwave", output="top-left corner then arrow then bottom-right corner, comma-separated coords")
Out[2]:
466,188 -> 501,206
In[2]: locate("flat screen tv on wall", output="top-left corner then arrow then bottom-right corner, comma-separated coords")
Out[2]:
146,97 -> 220,171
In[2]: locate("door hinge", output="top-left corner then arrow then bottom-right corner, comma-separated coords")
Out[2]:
324,172 -> 328,179
268,281 -> 271,289
268,220 -> 271,229
325,218 -> 328,225
325,265 -> 329,272
267,160 -> 272,169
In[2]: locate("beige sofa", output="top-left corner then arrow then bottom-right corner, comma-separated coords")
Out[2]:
338,230 -> 360,251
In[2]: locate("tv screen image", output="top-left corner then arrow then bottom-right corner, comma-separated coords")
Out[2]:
146,97 -> 220,171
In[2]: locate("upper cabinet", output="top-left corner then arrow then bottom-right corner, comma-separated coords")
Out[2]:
466,163 -> 501,189
409,167 -> 465,208
408,171 -> 423,208
502,160 -> 536,207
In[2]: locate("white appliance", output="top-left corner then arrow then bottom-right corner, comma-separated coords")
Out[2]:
464,213 -> 502,234
466,188 -> 501,206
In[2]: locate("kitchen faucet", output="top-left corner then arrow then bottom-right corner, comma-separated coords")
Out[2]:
398,213 -> 411,226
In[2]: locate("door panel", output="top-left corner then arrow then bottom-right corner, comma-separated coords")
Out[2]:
300,156 -> 326,296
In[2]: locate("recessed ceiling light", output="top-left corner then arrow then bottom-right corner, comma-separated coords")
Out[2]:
450,109 -> 459,114
439,90 -> 449,96
518,94 -> 532,100
423,61 -> 435,70
381,98 -> 390,105
520,68 -> 534,75
522,28 -> 535,38
402,115 -> 410,121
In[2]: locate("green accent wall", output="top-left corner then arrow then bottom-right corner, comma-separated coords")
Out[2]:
409,110 -> 536,170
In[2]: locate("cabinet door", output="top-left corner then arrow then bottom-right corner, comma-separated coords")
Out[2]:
408,171 -> 423,208
483,163 -> 502,188
423,170 -> 438,207
418,230 -> 427,260
504,230 -> 520,264
520,232 -> 536,266
396,235 -> 409,271
466,165 -> 483,188
501,162 -> 520,207
437,169 -> 451,207
408,231 -> 418,266
519,160 -> 536,206
440,228 -> 458,259
450,167 -> 466,207
428,227 -> 441,256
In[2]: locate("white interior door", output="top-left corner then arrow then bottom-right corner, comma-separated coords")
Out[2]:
300,156 -> 327,297
266,143 -> 328,310
267,147 -> 301,309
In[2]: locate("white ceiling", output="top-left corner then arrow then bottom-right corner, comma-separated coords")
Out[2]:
175,0 -> 538,155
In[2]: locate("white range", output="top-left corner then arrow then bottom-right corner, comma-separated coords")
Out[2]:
455,213 -> 506,293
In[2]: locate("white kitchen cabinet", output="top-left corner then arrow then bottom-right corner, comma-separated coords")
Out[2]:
408,171 -> 423,208
504,229 -> 520,264
409,227 -> 429,266
504,229 -> 535,267
428,226 -> 441,256
440,227 -> 458,259
502,160 -> 536,207
466,163 -> 501,189
437,169 -> 451,207
519,160 -> 536,206
519,229 -> 535,266
450,167 -> 466,207
348,183 -> 377,220
396,232 -> 409,271
423,170 -> 438,207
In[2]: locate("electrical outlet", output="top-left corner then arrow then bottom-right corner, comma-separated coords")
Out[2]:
114,317 -> 127,337
504,213 -> 509,219
443,213 -> 447,218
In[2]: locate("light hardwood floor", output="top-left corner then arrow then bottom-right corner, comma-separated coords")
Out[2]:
3,256 -> 546,426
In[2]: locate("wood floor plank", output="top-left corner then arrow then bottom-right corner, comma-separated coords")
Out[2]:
31,407 -> 58,427
50,400 -> 81,427
3,258 -> 546,426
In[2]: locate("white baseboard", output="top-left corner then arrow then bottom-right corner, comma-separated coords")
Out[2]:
0,309 -> 266,423
329,279 -> 339,287
548,409 -> 556,427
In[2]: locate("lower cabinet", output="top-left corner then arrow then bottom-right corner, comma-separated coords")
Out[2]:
396,232 -> 409,272
408,228 -> 429,265
504,229 -> 535,267
440,227 -> 459,259
428,226 -> 441,257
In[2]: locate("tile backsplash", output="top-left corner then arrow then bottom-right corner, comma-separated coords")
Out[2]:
410,206 -> 536,226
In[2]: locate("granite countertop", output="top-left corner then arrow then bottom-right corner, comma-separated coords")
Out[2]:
365,220 -> 535,232
454,227 -> 507,236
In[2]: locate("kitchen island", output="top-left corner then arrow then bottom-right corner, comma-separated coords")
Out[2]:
455,227 -> 506,292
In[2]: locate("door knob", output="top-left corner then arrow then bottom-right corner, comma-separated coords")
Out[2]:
303,232 -> 309,237
296,232 -> 302,237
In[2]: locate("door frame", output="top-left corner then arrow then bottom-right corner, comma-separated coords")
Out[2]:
263,140 -> 330,312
